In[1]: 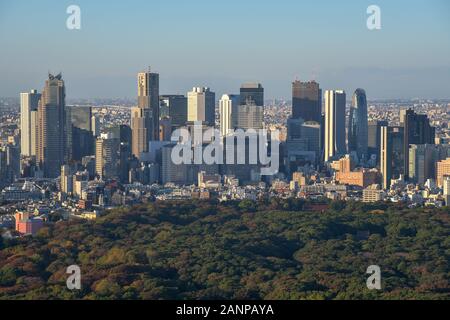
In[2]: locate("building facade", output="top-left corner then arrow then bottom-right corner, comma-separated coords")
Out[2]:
37,73 -> 67,178
324,90 -> 346,162
292,80 -> 321,122
20,90 -> 41,157
348,89 -> 368,162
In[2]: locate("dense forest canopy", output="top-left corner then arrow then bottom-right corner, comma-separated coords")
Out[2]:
0,199 -> 449,300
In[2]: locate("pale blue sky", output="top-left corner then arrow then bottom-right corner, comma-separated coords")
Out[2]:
0,0 -> 449,99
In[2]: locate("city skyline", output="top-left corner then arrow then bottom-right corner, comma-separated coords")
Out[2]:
1,0 -> 450,99
1,0 -> 450,305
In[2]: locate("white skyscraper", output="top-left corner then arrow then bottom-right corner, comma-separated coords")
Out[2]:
187,87 -> 215,125
444,176 -> 450,206
324,90 -> 346,162
91,115 -> 100,137
219,94 -> 240,137
20,90 -> 41,157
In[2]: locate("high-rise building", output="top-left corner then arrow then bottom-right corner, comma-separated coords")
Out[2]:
240,83 -> 264,107
0,144 -> 20,183
20,90 -> 41,157
107,124 -> 133,183
132,69 -> 160,159
71,106 -> 92,131
137,69 -> 160,141
219,94 -> 240,137
29,111 -> 39,158
159,118 -> 172,141
95,134 -> 119,180
443,176 -> 450,205
235,83 -> 264,131
403,109 -> 435,179
159,95 -> 188,129
286,118 -> 321,171
37,73 -> 67,178
187,87 -> 215,125
436,158 -> 450,188
368,120 -> 388,162
70,106 -> 94,161
409,144 -> 436,185
60,165 -> 73,194
324,90 -> 346,162
235,105 -> 264,131
107,125 -> 132,145
380,126 -> 405,189
348,89 -> 368,162
131,107 -> 150,158
0,148 -> 7,188
301,121 -> 322,159
91,115 -> 100,137
292,80 -> 322,122
161,144 -> 189,185
73,170 -> 89,198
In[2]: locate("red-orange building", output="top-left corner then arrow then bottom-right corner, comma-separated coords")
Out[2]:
14,212 -> 44,236
336,169 -> 379,188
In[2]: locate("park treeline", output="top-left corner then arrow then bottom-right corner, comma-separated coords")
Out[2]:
0,199 -> 449,300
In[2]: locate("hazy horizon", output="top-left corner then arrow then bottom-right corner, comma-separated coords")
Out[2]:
1,0 -> 449,100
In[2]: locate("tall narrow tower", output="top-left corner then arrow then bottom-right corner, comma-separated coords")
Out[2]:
219,94 -> 240,136
37,73 -> 66,178
324,90 -> 346,162
348,89 -> 368,162
132,68 -> 160,158
20,89 -> 41,157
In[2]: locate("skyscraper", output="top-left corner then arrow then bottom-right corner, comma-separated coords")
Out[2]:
91,115 -> 100,137
71,106 -> 92,131
237,83 -> 264,131
380,126 -> 405,189
187,87 -> 215,125
286,118 -> 321,173
37,73 -> 67,178
347,89 -> 368,162
159,95 -> 188,129
95,134 -> 119,180
235,105 -> 264,131
60,165 -> 73,195
20,90 -> 41,157
324,90 -> 346,162
292,80 -> 322,122
409,144 -> 436,185
240,83 -> 264,107
132,69 -> 160,159
70,106 -> 94,161
107,125 -> 132,183
403,109 -> 435,179
131,107 -> 150,158
138,69 -> 160,140
219,94 -> 240,137
368,120 -> 388,162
